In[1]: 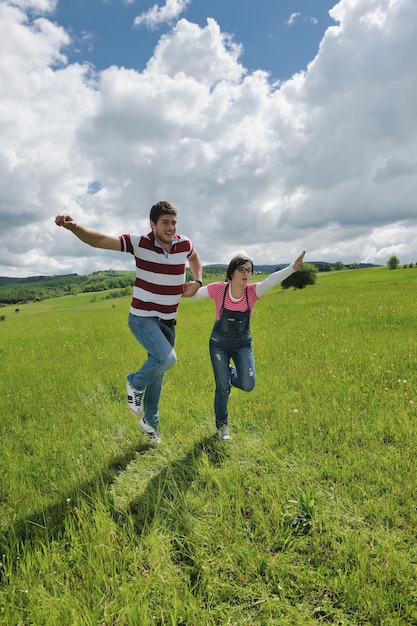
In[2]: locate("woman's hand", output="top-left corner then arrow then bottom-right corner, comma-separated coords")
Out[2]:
182,281 -> 201,298
293,250 -> 306,270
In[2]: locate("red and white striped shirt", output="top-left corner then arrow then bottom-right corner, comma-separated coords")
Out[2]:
206,282 -> 260,320
120,231 -> 196,320
193,263 -> 296,319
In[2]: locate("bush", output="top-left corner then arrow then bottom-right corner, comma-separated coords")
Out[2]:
387,255 -> 400,269
281,263 -> 317,289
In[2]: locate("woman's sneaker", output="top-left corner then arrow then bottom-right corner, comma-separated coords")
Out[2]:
217,424 -> 233,441
126,382 -> 144,417
139,417 -> 161,445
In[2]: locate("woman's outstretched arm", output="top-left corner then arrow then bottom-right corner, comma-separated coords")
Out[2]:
255,251 -> 305,297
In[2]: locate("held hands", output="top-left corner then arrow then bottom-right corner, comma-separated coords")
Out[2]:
55,214 -> 77,230
182,281 -> 201,298
293,250 -> 306,270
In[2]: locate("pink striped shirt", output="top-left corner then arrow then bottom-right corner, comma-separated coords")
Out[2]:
206,282 -> 260,320
120,231 -> 195,319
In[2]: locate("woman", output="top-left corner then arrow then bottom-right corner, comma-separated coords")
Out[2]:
191,251 -> 305,440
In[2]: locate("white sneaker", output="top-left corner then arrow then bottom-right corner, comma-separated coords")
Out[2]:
139,417 -> 161,445
217,425 -> 233,441
126,382 -> 144,417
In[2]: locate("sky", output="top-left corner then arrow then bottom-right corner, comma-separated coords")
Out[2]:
1,0 -> 417,277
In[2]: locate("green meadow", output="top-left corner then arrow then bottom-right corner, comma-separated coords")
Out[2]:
0,267 -> 416,625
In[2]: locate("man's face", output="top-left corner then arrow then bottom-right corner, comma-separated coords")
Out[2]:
151,214 -> 177,247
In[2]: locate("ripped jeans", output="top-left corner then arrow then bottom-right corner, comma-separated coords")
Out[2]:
209,329 -> 255,428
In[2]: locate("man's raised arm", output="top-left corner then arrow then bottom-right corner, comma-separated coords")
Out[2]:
55,214 -> 121,251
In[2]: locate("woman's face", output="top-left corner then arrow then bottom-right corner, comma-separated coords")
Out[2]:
232,262 -> 253,284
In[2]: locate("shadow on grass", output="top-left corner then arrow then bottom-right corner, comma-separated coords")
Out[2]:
0,434 -> 230,579
126,435 -> 229,523
0,440 -> 148,558
117,434 -> 231,590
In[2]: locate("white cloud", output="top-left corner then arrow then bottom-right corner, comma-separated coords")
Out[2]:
7,0 -> 57,14
0,0 -> 417,277
287,12 -> 301,26
134,0 -> 192,30
286,12 -> 318,26
146,18 -> 244,84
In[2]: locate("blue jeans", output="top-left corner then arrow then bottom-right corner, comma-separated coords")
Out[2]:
127,314 -> 176,430
209,334 -> 256,428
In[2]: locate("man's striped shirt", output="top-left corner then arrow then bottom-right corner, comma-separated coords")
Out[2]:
120,231 -> 196,320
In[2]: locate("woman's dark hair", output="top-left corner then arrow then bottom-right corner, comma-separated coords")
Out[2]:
226,255 -> 254,281
150,201 -> 177,224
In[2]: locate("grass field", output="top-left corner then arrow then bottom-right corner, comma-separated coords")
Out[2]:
0,267 -> 416,625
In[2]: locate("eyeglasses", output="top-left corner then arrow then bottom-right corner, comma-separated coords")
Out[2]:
237,266 -> 253,275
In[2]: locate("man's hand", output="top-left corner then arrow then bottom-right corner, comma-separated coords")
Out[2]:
182,281 -> 201,298
55,214 -> 77,230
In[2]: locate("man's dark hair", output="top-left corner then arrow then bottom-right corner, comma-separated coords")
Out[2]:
150,201 -> 177,224
226,255 -> 254,281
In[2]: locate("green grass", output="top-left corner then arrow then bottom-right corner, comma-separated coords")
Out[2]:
0,267 -> 416,624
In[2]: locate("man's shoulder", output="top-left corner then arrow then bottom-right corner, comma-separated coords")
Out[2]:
120,232 -> 151,241
172,234 -> 194,254
122,232 -> 154,245
173,233 -> 192,244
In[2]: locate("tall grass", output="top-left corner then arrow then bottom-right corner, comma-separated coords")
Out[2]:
0,267 -> 416,624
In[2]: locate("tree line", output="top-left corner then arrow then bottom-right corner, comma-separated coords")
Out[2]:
0,271 -> 135,305
1,259 -> 394,307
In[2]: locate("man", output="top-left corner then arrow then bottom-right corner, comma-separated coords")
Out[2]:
55,201 -> 203,445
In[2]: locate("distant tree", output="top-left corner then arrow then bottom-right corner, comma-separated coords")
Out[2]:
387,255 -> 400,269
333,261 -> 344,271
308,261 -> 332,272
281,263 -> 317,290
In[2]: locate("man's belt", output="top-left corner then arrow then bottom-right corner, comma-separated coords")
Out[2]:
158,318 -> 177,327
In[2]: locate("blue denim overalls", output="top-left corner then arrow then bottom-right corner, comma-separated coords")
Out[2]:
209,284 -> 256,428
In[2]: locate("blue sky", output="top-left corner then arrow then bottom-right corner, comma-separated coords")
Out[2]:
1,0 -> 417,277
56,0 -> 336,81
